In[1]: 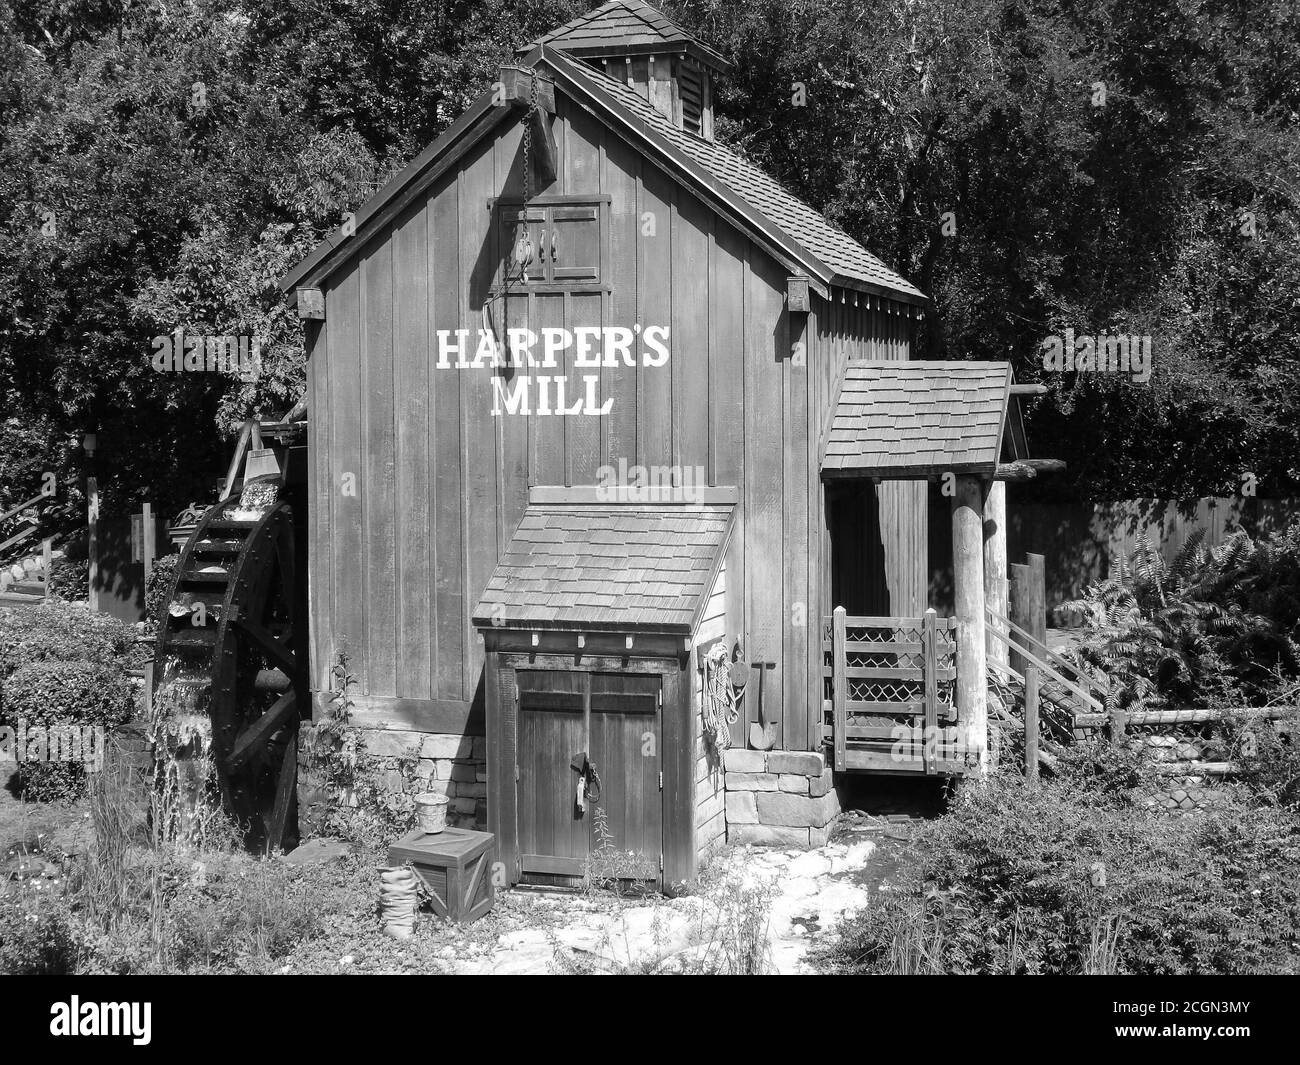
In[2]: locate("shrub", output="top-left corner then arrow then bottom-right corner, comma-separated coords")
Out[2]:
0,891 -> 79,974
2,660 -> 135,730
1222,705 -> 1300,811
144,554 -> 179,624
817,770 -> 1300,975
46,557 -> 88,601
1,659 -> 135,802
0,600 -> 134,678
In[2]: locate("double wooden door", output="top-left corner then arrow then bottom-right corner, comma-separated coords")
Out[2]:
514,669 -> 662,883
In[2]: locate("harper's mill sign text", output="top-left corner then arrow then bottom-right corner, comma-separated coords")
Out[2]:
435,325 -> 671,416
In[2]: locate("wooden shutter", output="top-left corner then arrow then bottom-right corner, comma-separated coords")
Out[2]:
547,204 -> 601,283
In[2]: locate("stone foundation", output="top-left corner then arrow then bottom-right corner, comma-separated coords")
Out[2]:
299,728 -> 488,832
723,748 -> 839,847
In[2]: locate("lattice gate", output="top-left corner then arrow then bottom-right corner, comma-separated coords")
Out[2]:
821,607 -> 967,774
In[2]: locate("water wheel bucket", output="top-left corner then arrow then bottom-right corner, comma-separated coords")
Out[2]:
244,447 -> 281,481
414,792 -> 450,834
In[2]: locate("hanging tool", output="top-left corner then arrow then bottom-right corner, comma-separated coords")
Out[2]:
570,751 -> 601,814
748,658 -> 778,750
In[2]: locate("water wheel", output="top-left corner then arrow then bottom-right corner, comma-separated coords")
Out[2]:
153,481 -> 307,851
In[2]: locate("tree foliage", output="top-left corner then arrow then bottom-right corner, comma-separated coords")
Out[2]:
673,0 -> 1300,499
1,0 -> 1298,525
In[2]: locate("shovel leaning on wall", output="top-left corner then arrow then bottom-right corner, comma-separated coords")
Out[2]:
748,659 -> 778,750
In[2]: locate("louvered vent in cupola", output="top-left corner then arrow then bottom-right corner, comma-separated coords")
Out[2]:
678,62 -> 705,136
524,1 -> 728,141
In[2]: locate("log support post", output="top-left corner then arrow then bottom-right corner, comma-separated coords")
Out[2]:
952,475 -> 988,773
1024,665 -> 1040,784
982,480 -> 1008,668
1026,552 -> 1047,656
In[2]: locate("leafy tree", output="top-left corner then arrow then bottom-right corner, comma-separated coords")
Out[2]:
673,0 -> 1300,500
1,0 -> 1298,527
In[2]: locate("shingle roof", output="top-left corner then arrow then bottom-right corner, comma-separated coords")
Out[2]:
555,51 -> 925,300
526,0 -> 730,71
279,21 -> 925,304
471,501 -> 734,633
821,361 -> 1012,477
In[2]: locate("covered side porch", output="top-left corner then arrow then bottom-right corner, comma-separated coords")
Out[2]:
819,361 -> 1062,775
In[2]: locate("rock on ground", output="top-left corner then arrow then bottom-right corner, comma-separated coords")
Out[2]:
449,838 -> 876,975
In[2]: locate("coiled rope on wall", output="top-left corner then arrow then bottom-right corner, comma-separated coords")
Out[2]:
702,642 -> 744,754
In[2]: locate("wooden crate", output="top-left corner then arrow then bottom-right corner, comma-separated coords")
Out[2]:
387,828 -> 496,925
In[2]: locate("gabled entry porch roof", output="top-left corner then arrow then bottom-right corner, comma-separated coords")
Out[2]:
471,488 -> 736,635
821,361 -> 1017,479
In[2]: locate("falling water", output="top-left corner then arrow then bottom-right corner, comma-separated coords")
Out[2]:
225,478 -> 280,522
151,654 -> 213,751
149,652 -> 215,847
146,475 -> 283,845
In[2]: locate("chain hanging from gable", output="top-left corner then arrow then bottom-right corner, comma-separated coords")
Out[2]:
512,68 -> 539,284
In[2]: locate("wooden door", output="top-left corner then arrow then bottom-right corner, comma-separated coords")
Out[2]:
514,669 -> 662,882
588,672 -> 662,880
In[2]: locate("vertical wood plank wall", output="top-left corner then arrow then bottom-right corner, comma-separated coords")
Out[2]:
306,94 -> 919,751
692,564 -> 727,866
808,294 -> 923,745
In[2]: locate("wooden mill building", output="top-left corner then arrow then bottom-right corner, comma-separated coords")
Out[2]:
278,0 -> 1045,886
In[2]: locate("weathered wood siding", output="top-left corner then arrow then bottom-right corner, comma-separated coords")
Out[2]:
807,293 -> 924,747
306,90 -> 922,752
692,564 -> 727,864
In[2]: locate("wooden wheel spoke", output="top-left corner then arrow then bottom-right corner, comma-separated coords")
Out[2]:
231,606 -> 298,676
227,690 -> 297,772
264,735 -> 298,853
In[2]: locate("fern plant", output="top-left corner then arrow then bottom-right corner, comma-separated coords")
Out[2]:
1066,528 -> 1297,711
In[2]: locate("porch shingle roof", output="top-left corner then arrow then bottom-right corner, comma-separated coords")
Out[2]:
821,361 -> 1012,478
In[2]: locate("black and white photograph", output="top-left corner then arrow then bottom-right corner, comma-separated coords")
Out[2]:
0,0 -> 1297,1019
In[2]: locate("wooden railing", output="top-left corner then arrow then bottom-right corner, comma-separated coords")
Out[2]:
984,607 -> 1103,716
0,490 -> 51,555
822,607 -> 964,775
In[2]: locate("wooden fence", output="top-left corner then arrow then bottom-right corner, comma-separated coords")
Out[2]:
1006,497 -> 1300,610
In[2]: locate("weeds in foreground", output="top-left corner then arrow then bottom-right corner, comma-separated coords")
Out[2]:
301,649 -> 416,846
581,807 -> 656,896
1084,913 -> 1125,975
552,862 -> 776,975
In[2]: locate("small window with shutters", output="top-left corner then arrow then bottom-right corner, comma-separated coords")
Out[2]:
491,195 -> 609,294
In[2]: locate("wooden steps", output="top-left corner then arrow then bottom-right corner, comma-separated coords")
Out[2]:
0,590 -> 44,608
180,569 -> 232,584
